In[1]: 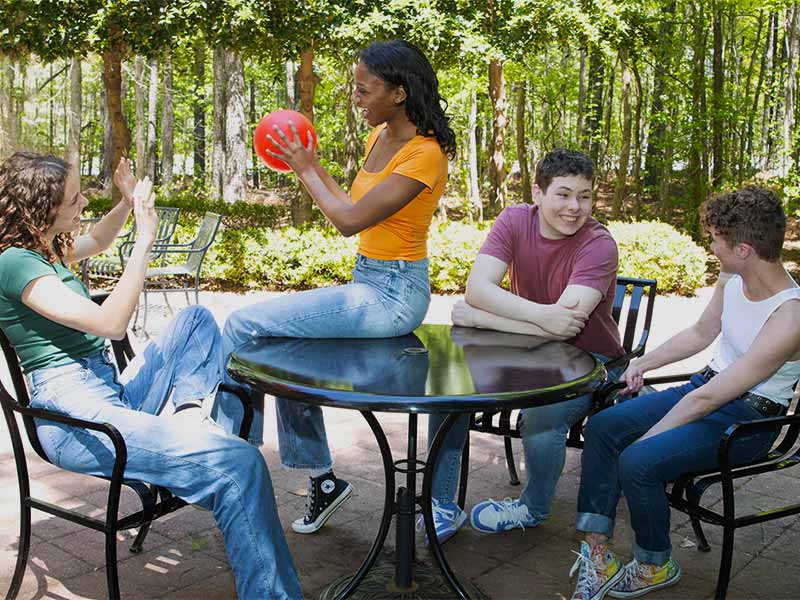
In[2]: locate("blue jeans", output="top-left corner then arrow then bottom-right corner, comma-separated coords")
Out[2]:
26,306 -> 301,600
577,373 -> 779,565
217,254 -> 431,469
428,355 -> 621,520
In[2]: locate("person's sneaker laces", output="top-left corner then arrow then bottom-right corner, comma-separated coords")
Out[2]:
607,558 -> 681,598
291,472 -> 352,534
569,540 -> 624,600
416,499 -> 467,545
469,497 -> 541,533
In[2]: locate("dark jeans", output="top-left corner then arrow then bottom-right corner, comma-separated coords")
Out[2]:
576,373 -> 779,565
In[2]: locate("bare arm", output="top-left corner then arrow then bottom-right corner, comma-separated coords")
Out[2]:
451,299 -> 568,338
639,297 -> 800,441
22,178 -> 156,340
622,274 -> 729,393
268,124 -> 426,236
67,158 -> 136,263
464,254 -> 591,337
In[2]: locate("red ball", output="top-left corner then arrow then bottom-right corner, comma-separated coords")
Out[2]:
253,109 -> 318,173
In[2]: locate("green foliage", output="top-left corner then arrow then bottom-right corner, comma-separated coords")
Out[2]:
607,220 -> 709,296
427,220 -> 490,292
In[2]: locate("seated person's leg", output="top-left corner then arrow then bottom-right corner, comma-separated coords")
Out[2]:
30,347 -> 302,598
570,381 -> 697,600
469,393 -> 592,533
219,283 -> 399,534
425,413 -> 471,542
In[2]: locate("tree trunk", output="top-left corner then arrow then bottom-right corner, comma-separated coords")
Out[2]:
487,58 -> 507,216
762,12 -> 780,162
687,0 -> 708,236
599,60 -> 616,177
250,78 -> 259,189
585,48 -> 605,164
100,85 -> 113,183
66,56 -> 81,171
146,56 -> 159,181
103,48 -> 131,205
193,39 -> 206,180
212,45 -> 247,203
161,49 -> 174,189
631,61 -> 644,219
294,45 -> 319,225
613,50 -> 631,218
740,10 -> 764,181
468,87 -> 482,220
711,2 -> 725,185
343,62 -> 362,187
133,55 -> 146,177
643,0 -> 676,191
515,81 -> 532,205
576,48 -> 587,143
285,59 -> 296,109
48,64 -> 54,152
784,4 -> 800,173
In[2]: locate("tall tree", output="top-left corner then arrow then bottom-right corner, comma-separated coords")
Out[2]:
161,48 -> 174,188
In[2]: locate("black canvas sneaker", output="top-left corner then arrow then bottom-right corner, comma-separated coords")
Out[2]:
291,472 -> 353,534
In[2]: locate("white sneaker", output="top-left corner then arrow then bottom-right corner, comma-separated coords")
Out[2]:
469,497 -> 541,533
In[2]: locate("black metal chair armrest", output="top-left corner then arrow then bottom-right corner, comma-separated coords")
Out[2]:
719,414 -> 800,470
14,403 -> 128,481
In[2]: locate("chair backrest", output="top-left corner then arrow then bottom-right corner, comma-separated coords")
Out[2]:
184,212 -> 222,273
611,276 -> 657,356
121,206 -> 182,259
0,327 -> 52,462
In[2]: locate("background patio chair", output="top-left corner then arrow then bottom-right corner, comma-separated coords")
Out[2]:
0,292 -> 253,600
120,211 -> 222,332
82,206 -> 181,285
457,276 -> 658,506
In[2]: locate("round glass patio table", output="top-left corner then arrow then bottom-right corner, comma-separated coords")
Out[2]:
228,324 -> 607,600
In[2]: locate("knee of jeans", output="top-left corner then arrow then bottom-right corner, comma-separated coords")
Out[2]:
519,407 -> 572,438
619,445 -> 651,487
582,410 -> 615,443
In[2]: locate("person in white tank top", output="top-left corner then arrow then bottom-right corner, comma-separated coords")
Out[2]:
568,186 -> 800,600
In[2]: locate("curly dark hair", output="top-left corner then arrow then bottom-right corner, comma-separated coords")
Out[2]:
0,152 -> 73,262
701,185 -> 785,262
358,40 -> 457,159
534,148 -> 595,192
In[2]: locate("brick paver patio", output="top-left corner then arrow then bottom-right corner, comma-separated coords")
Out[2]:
1,291 -> 797,599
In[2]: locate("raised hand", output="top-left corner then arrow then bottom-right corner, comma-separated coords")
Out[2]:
538,299 -> 589,338
266,120 -> 317,175
132,177 -> 157,247
113,157 -> 136,207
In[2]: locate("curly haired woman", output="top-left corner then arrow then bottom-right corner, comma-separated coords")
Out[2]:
0,153 -> 301,599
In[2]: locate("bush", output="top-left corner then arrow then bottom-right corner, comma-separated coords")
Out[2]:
607,220 -> 708,295
85,194 -> 708,296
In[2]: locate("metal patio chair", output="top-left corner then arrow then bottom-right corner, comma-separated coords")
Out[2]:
0,293 -> 252,600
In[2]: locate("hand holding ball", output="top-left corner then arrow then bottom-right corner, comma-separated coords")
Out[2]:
253,110 -> 318,172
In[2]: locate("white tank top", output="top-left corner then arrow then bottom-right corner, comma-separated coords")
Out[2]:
709,273 -> 800,405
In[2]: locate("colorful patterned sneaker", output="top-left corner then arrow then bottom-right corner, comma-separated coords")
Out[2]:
607,558 -> 681,598
469,497 -> 542,533
569,540 -> 624,600
291,472 -> 353,534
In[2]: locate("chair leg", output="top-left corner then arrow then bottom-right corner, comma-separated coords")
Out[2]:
690,516 -> 711,552
714,524 -> 735,600
130,522 -> 152,554
504,436 -> 520,486
105,529 -> 121,600
457,426 -> 471,510
7,503 -> 31,599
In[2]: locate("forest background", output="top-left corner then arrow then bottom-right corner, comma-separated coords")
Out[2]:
0,0 -> 797,296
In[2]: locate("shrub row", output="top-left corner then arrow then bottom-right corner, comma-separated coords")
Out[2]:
87,198 -> 709,296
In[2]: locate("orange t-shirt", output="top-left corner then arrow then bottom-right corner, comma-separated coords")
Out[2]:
353,125 -> 448,260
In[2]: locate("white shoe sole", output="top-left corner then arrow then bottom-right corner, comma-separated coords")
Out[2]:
291,483 -> 353,534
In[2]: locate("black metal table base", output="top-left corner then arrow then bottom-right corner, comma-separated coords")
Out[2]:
322,411 -> 481,599
320,554 -> 487,600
